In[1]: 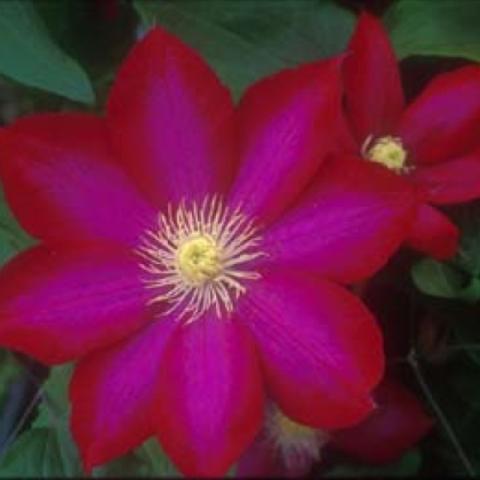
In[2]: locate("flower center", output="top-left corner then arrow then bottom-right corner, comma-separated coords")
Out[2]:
138,196 -> 263,323
176,234 -> 221,285
363,135 -> 411,174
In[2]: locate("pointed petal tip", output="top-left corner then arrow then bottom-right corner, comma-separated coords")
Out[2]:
344,9 -> 403,141
108,16 -> 235,206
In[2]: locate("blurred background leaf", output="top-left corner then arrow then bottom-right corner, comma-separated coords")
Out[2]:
0,428 -> 68,478
134,0 -> 354,99
385,0 -> 480,62
412,259 -> 466,300
0,364 -> 178,478
0,0 -> 94,104
0,191 -> 33,266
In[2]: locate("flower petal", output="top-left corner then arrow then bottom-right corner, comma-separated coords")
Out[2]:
0,246 -> 151,364
331,379 -> 433,463
343,12 -> 404,144
260,155 -> 416,284
70,318 -> 177,472
228,58 -> 346,224
406,204 -> 459,260
0,113 -> 155,247
237,270 -> 384,429
107,27 -> 235,206
155,314 -> 264,477
397,66 -> 480,165
410,149 -> 480,204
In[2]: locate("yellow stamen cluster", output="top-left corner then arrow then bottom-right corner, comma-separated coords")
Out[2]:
363,135 -> 412,174
138,196 -> 263,323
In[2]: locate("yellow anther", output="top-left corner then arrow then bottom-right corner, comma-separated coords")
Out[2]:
177,235 -> 221,285
364,135 -> 409,173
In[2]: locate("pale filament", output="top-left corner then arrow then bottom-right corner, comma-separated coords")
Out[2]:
137,195 -> 264,323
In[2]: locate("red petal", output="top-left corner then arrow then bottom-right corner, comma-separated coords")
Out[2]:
228,58 -> 346,224
331,379 -> 433,463
0,246 -> 151,364
397,66 -> 480,164
343,12 -> 404,144
71,318 -> 177,471
0,114 -> 155,247
406,204 -> 459,260
238,270 -> 384,429
108,27 -> 235,206
155,314 -> 264,477
260,155 -> 416,284
410,148 -> 480,204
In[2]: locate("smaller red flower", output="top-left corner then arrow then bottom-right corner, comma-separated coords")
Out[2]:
337,12 -> 480,260
237,378 -> 433,477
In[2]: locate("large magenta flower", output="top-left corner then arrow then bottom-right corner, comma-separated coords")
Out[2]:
0,28 -> 415,476
339,12 -> 480,260
237,378 -> 433,477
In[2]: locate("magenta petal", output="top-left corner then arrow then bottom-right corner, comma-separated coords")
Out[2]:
0,246 -> 151,364
410,148 -> 480,205
237,270 -> 384,429
343,12 -> 404,143
397,66 -> 480,164
71,318 -> 177,471
108,27 -> 235,206
0,114 -> 155,247
155,314 -> 264,477
260,155 -> 416,284
228,58 -> 346,224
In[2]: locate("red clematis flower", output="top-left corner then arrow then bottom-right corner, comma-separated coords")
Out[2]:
237,378 -> 433,478
339,12 -> 480,260
0,28 -> 415,476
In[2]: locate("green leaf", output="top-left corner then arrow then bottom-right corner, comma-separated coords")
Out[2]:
138,439 -> 179,477
93,439 -> 179,478
0,351 -> 22,404
32,365 -> 82,478
384,0 -> 480,62
451,202 -> 480,277
32,366 -> 179,477
412,258 -> 466,299
134,0 -> 354,99
0,429 -> 67,478
33,365 -> 73,429
0,0 -> 94,104
0,195 -> 33,266
326,449 -> 422,477
92,451 -> 152,478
